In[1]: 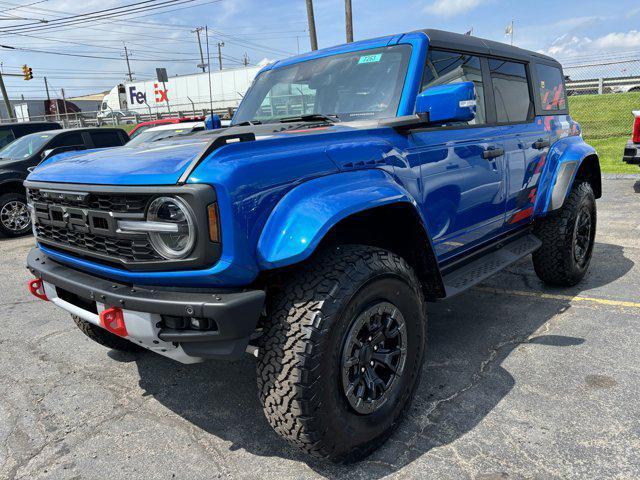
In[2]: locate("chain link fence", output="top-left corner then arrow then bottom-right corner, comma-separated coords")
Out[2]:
564,55 -> 640,173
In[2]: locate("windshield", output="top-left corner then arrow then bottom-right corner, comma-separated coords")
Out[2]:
233,45 -> 411,125
126,127 -> 198,147
129,124 -> 153,139
0,132 -> 52,160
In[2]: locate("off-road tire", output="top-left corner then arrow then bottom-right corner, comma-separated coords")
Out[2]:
256,245 -> 427,462
72,315 -> 145,353
533,181 -> 596,286
0,193 -> 31,237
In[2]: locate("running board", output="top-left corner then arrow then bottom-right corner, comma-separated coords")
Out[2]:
442,234 -> 542,298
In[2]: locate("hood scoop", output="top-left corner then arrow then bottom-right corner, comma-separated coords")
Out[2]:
178,132 -> 255,184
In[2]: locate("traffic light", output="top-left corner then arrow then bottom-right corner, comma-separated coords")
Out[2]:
22,64 -> 33,81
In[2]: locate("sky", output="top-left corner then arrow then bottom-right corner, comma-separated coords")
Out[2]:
1,0 -> 639,99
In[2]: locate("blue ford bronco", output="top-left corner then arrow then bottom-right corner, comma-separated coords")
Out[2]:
25,30 -> 600,461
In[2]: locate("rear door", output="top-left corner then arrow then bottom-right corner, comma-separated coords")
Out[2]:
409,50 -> 507,261
487,58 -> 549,228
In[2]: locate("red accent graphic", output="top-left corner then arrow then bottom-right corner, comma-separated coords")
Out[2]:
100,307 -> 128,337
154,83 -> 168,103
509,207 -> 534,224
534,153 -> 547,174
28,278 -> 48,301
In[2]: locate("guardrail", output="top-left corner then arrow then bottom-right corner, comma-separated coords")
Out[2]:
566,76 -> 640,95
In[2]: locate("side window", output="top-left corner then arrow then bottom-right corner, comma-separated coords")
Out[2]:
49,133 -> 84,149
421,50 -> 486,125
91,130 -> 124,147
489,59 -> 533,123
0,128 -> 16,149
535,64 -> 567,112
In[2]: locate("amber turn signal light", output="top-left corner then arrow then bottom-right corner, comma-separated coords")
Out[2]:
207,203 -> 221,243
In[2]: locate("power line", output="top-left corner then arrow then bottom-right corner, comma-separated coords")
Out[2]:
0,0 -> 294,57
0,0 -> 167,31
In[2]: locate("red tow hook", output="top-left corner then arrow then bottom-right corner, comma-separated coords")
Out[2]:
100,307 -> 128,337
28,278 -> 49,301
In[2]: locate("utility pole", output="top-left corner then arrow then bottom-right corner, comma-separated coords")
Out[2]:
0,71 -> 15,121
123,44 -> 133,81
345,0 -> 353,43
305,0 -> 318,51
44,76 -> 50,102
217,41 -> 224,70
192,27 -> 207,73
61,88 -> 68,126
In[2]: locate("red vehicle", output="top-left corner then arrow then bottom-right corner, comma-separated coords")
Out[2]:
623,111 -> 640,166
128,116 -> 205,139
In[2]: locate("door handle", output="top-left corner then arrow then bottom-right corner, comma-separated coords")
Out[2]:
482,147 -> 504,159
532,139 -> 550,150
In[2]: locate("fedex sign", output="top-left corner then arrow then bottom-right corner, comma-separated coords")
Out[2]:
129,84 -> 169,105
129,86 -> 146,105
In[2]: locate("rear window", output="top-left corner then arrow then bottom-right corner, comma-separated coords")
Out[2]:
536,64 -> 567,111
489,59 -> 533,123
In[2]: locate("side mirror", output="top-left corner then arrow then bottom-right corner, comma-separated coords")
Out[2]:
416,81 -> 477,124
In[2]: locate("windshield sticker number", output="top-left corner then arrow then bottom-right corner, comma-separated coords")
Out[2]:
358,54 -> 382,64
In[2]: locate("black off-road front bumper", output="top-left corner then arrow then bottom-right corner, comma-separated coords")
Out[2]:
27,247 -> 265,362
623,141 -> 640,165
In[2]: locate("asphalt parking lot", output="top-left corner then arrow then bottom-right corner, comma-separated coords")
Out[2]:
1,176 -> 639,479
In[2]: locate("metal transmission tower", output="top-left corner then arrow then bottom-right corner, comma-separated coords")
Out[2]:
192,26 -> 207,73
306,0 -> 318,51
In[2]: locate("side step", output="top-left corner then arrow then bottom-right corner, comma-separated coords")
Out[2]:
442,234 -> 542,298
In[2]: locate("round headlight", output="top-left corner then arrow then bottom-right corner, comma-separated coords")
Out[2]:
147,196 -> 196,259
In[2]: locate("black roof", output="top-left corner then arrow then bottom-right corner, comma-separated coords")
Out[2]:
35,127 -> 123,135
420,29 -> 560,66
0,121 -> 61,128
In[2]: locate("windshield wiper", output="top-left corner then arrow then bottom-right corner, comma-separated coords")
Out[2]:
234,120 -> 262,126
278,114 -> 340,124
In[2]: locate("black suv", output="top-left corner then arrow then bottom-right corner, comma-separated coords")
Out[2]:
0,127 -> 128,237
0,121 -> 62,149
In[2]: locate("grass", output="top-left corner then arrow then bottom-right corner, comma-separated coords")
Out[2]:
102,124 -> 136,134
569,92 -> 640,174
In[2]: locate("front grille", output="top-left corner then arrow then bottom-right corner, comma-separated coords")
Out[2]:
35,223 -> 161,262
624,147 -> 637,157
28,189 -> 149,213
28,187 -> 162,265
25,182 -> 217,272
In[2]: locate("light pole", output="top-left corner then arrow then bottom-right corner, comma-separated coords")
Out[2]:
217,42 -> 225,70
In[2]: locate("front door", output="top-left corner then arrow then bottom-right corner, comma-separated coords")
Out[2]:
410,50 -> 507,261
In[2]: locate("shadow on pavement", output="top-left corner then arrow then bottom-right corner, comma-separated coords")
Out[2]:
133,242 -> 632,477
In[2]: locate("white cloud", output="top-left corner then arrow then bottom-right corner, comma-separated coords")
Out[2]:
592,30 -> 640,50
539,30 -> 640,58
423,0 -> 485,17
